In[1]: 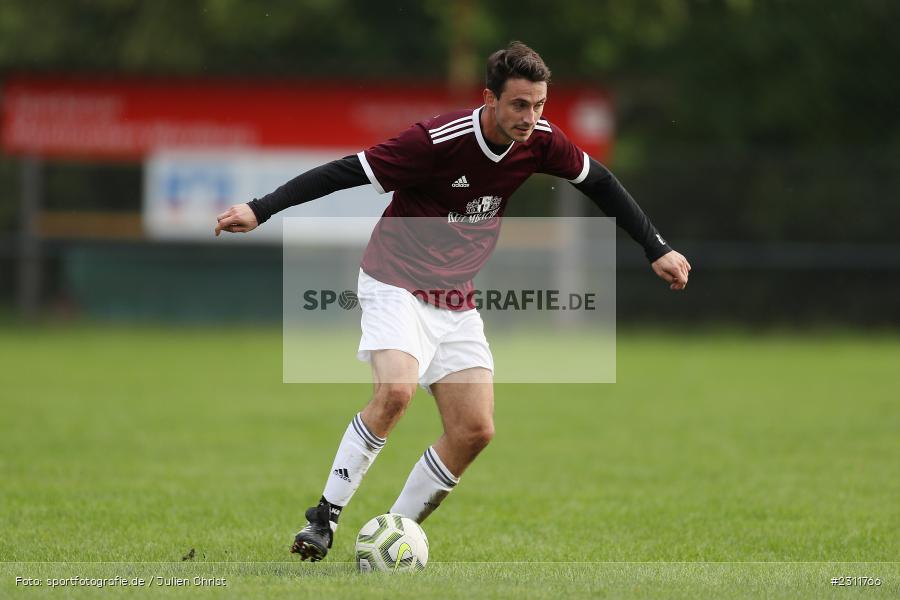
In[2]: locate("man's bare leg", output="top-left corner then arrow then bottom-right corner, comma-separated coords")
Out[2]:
361,350 -> 420,437
291,350 -> 419,560
389,367 -> 494,522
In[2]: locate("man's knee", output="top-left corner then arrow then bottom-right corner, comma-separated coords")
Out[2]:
454,420 -> 495,453
373,383 -> 415,419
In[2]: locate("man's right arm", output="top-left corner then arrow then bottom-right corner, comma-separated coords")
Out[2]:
214,155 -> 368,236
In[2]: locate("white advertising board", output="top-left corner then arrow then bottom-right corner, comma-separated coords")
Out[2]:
144,150 -> 388,244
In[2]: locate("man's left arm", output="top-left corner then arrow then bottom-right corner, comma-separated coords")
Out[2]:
573,157 -> 691,291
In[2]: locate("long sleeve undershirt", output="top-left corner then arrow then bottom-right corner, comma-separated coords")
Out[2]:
247,154 -> 672,262
572,157 -> 672,261
247,155 -> 368,225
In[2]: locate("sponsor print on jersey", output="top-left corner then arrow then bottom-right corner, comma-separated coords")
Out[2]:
447,195 -> 503,223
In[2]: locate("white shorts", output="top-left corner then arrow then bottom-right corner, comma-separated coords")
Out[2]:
356,269 -> 494,393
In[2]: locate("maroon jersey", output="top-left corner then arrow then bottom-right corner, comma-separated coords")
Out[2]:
358,107 -> 588,310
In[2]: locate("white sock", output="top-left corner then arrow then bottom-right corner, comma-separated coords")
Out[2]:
320,413 -> 386,528
390,446 -> 459,523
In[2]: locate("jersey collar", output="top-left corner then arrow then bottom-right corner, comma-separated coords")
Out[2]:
473,106 -> 514,163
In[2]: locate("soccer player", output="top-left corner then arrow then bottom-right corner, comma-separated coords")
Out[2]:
215,41 -> 690,561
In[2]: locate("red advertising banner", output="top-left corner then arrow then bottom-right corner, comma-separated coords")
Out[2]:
1,76 -> 613,161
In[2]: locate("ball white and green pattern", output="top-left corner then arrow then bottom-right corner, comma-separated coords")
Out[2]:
355,513 -> 428,572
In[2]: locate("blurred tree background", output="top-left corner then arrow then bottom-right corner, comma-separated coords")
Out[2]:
2,1 -> 896,147
1,0 -> 898,323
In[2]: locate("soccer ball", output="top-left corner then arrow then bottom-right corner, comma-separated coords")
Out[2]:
355,513 -> 428,572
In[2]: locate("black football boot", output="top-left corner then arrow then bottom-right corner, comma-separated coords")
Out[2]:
290,503 -> 334,562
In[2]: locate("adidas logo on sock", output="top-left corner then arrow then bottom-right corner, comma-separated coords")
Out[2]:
451,175 -> 469,188
332,468 -> 351,482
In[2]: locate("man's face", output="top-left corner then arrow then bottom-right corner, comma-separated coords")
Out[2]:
485,78 -> 547,143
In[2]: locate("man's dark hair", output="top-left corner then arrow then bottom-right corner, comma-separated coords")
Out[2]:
485,41 -> 551,98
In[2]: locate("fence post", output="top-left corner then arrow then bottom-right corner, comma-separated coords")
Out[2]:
17,156 -> 42,319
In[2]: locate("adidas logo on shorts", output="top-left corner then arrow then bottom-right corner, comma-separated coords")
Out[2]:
451,175 -> 470,188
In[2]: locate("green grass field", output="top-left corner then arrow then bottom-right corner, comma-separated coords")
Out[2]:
1,325 -> 898,598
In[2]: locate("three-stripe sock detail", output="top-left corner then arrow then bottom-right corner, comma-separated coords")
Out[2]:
389,446 -> 459,522
422,447 -> 459,489
351,413 -> 386,451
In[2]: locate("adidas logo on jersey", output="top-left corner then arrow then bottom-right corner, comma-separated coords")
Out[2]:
451,175 -> 470,188
333,468 -> 351,482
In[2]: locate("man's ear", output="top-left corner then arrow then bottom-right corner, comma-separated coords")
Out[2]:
483,88 -> 497,108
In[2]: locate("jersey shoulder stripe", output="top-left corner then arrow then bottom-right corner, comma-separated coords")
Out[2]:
429,120 -> 471,139
432,127 -> 474,144
428,115 -> 470,135
425,109 -> 477,144
534,118 -> 552,133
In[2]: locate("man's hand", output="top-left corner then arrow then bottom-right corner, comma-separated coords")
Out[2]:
651,250 -> 691,291
215,203 -> 259,237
